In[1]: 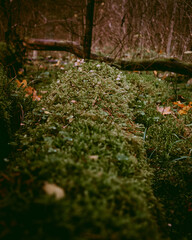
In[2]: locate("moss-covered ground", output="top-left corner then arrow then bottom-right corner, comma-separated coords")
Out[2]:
0,59 -> 191,240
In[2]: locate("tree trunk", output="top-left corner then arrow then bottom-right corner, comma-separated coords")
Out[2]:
166,1 -> 177,56
83,0 -> 95,59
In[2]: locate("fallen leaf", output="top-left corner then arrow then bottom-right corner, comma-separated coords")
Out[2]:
25,86 -> 34,96
187,78 -> 192,86
40,90 -> 48,94
173,101 -> 185,108
16,79 -> 42,101
24,87 -> 42,101
89,155 -> 99,160
32,93 -> 42,101
153,70 -> 158,77
53,60 -> 61,67
43,182 -> 65,200
182,106 -> 191,111
157,106 -> 172,115
68,116 -> 74,123
16,79 -> 21,87
21,79 -> 27,88
173,101 -> 192,115
44,111 -> 51,114
178,109 -> 187,115
16,79 -> 27,88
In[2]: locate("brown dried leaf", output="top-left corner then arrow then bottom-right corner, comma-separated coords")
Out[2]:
157,106 -> 172,115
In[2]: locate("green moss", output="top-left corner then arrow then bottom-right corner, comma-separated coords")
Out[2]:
0,67 -> 35,163
1,60 -> 191,240
0,62 -> 167,240
0,42 -> 22,77
128,71 -> 192,240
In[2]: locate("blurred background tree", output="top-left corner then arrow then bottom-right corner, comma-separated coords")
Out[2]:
0,0 -> 191,60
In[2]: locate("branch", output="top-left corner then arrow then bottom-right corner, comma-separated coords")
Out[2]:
23,38 -> 192,76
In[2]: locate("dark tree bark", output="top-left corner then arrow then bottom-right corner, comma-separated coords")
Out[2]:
23,38 -> 192,77
83,0 -> 95,59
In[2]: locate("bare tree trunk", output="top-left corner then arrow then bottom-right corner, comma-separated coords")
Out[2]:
83,0 -> 95,59
166,1 -> 177,56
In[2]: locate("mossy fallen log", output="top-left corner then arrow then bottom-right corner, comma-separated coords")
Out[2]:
0,62 -> 168,240
24,38 -> 192,76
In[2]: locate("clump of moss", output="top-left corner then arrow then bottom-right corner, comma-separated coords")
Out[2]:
0,62 -> 167,240
129,72 -> 192,240
146,116 -> 192,240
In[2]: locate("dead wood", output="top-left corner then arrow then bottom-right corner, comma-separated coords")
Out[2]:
23,38 -> 192,76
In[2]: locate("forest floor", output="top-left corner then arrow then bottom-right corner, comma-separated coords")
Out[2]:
0,57 -> 192,240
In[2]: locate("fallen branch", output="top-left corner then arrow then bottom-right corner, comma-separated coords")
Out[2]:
24,38 -> 192,76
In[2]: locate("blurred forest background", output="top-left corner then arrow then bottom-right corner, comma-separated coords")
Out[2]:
0,0 -> 191,60
0,2 -> 192,240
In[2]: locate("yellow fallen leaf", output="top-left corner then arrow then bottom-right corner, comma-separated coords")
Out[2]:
16,79 -> 22,87
157,106 -> 172,115
182,106 -> 191,111
16,79 -> 41,101
173,101 -> 185,108
16,79 -> 27,88
21,79 -> 27,88
43,182 -> 65,200
178,109 -> 187,115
